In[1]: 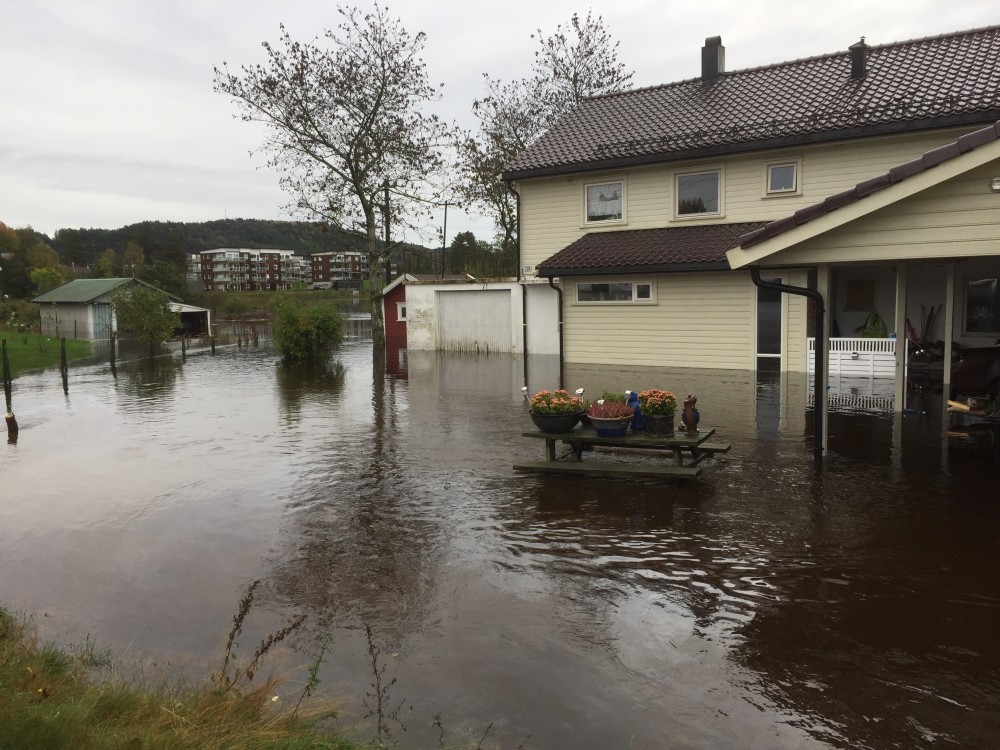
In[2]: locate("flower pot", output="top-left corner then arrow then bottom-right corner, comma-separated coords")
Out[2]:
643,413 -> 674,435
529,411 -> 582,434
588,414 -> 633,437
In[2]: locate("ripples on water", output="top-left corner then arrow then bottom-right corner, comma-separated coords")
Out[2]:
1,341 -> 998,748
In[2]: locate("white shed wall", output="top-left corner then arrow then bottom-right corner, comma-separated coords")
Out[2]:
401,281 -> 526,353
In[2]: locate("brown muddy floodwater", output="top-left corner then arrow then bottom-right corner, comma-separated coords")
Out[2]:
1,338 -> 999,749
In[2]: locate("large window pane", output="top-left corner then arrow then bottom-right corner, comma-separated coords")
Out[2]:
757,282 -> 782,355
586,182 -> 623,222
677,171 -> 719,214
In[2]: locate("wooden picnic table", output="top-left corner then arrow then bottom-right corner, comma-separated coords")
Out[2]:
513,425 -> 729,480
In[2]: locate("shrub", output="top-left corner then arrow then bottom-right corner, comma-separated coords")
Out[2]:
272,294 -> 344,363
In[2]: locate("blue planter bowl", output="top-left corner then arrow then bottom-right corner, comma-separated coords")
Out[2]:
588,415 -> 632,437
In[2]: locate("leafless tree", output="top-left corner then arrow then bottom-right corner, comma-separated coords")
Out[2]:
458,10 -> 633,260
531,10 -> 634,123
214,4 -> 450,355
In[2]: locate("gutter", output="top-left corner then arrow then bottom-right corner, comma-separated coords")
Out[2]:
749,267 -> 826,464
508,179 -> 529,388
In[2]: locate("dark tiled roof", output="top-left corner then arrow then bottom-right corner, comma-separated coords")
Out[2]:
537,222 -> 768,276
505,26 -> 1000,179
737,120 -> 1000,250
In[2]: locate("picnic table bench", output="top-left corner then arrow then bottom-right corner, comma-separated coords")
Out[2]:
514,425 -> 729,480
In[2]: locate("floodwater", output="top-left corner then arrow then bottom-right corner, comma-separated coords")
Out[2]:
1,336 -> 999,749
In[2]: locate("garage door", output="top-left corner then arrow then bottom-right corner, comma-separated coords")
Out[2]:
437,289 -> 512,352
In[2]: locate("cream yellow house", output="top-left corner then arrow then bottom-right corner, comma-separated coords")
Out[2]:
504,28 -> 1000,395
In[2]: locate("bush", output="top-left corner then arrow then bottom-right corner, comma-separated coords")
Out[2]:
0,299 -> 40,332
272,295 -> 344,363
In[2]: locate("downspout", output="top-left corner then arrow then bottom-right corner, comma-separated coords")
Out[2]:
508,179 -> 529,388
749,266 -> 826,464
547,276 -> 565,389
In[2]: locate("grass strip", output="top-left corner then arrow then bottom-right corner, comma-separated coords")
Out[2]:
0,606 -> 359,750
0,331 -> 92,379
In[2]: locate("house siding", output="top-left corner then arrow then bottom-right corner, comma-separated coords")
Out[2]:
764,159 -> 1000,266
563,272 -> 755,369
519,128 -> 980,273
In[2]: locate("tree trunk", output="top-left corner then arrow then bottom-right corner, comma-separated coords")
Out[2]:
365,209 -> 386,363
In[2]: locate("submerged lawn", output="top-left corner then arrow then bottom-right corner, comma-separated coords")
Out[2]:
0,331 -> 92,379
0,606 -> 359,750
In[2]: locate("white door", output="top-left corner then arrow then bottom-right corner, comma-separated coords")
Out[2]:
437,290 -> 512,352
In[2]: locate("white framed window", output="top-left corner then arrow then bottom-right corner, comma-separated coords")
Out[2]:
396,302 -> 407,322
576,280 -> 654,304
675,168 -> 722,217
584,179 -> 626,225
764,159 -> 801,196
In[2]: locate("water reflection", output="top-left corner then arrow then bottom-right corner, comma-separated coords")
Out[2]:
2,344 -> 999,748
113,355 -> 184,412
274,360 -> 346,423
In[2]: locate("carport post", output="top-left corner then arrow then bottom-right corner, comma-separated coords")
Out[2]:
750,267 -> 826,463
942,262 -> 955,394
893,263 -> 908,415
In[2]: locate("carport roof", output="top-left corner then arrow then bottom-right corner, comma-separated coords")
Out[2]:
727,119 -> 1000,268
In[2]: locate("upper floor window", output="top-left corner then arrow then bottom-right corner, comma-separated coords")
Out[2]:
676,169 -> 721,216
765,160 -> 800,196
576,280 -> 653,303
396,302 -> 408,322
585,179 -> 625,224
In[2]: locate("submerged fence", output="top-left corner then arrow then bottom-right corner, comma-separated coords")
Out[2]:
807,337 -> 898,379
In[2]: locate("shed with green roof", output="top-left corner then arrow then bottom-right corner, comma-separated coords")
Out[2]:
31,278 -> 182,340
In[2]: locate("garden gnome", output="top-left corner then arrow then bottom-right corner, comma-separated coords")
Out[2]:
681,394 -> 699,436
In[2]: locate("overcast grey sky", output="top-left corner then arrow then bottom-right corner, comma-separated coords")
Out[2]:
1,0 -> 996,244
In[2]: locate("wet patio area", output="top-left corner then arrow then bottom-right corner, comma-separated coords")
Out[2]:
1,340 -> 998,748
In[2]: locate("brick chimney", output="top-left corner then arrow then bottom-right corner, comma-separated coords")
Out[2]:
701,36 -> 725,80
849,37 -> 869,80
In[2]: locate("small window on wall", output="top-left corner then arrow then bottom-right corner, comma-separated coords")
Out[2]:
765,160 -> 800,196
576,281 -> 654,303
585,180 -> 624,224
396,302 -> 407,322
676,170 -> 721,216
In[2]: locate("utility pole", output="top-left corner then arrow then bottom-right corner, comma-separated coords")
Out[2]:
440,201 -> 448,279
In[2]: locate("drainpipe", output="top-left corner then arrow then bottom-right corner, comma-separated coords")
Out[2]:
507,179 -> 529,388
749,266 -> 826,464
547,276 -> 565,389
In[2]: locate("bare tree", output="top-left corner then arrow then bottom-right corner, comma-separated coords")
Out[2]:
459,11 -> 633,260
213,4 -> 449,355
457,76 -> 547,257
531,10 -> 634,123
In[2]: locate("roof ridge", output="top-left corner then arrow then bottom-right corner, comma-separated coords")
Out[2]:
583,25 -> 1000,103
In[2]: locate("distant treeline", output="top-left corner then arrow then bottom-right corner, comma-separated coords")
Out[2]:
46,218 -> 419,267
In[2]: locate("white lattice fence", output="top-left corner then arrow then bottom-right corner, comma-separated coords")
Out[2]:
807,337 -> 898,379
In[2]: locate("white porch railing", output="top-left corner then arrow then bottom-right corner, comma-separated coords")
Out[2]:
807,337 -> 898,379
